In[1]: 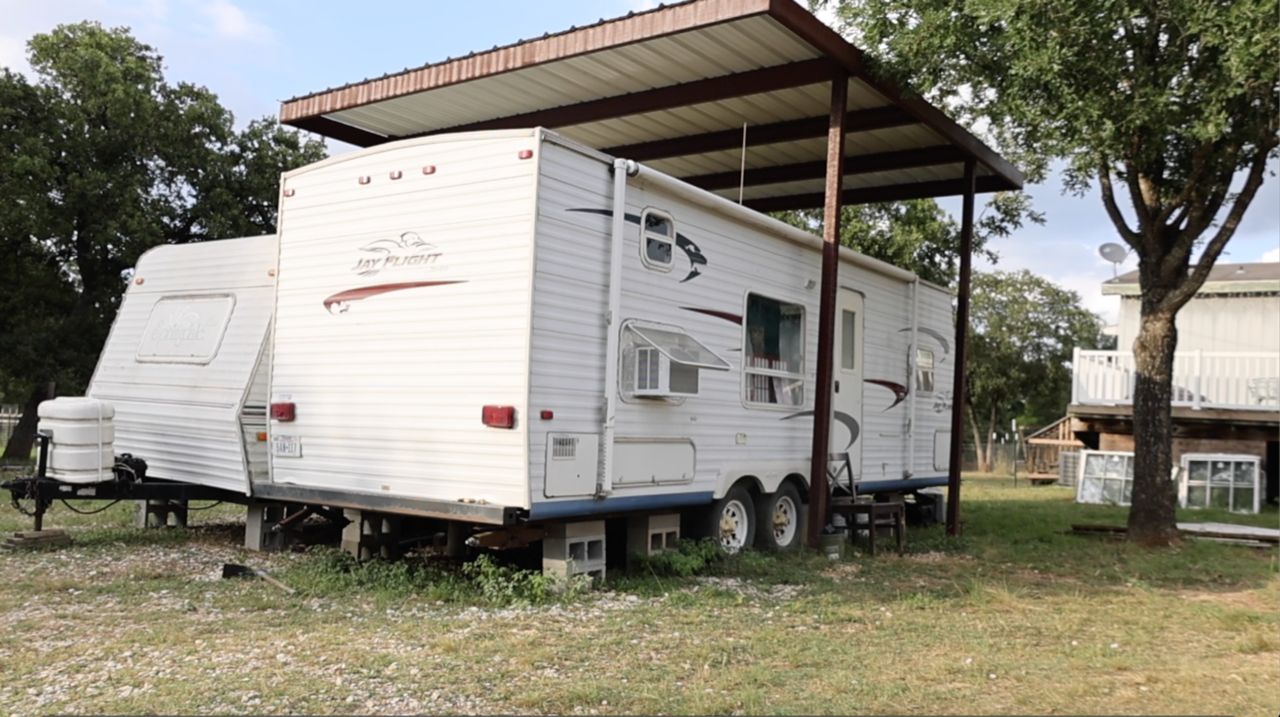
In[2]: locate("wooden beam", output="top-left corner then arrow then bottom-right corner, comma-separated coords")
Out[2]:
684,145 -> 963,191
286,115 -> 387,148
806,73 -> 848,550
743,174 -> 1007,212
605,105 -> 913,161
417,58 -> 837,137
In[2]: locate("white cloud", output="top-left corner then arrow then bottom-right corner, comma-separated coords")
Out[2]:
628,0 -> 658,11
1261,246 -> 1280,263
201,0 -> 271,43
0,34 -> 31,76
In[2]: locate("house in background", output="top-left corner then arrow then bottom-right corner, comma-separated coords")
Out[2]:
1068,262 -> 1280,504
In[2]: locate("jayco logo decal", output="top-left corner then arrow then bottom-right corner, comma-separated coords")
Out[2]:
323,231 -> 463,314
351,232 -> 443,277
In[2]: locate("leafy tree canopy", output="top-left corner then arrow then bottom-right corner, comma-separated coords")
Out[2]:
967,270 -> 1106,472
822,0 -> 1278,542
774,190 -> 1039,287
0,22 -> 325,457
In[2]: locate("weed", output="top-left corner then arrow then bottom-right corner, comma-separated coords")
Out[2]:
635,538 -> 724,577
462,553 -> 590,605
283,548 -> 589,606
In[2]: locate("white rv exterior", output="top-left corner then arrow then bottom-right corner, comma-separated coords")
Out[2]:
87,236 -> 276,493
257,129 -> 955,531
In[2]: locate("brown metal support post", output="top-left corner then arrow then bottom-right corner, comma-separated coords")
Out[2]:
946,159 -> 977,536
806,71 -> 848,549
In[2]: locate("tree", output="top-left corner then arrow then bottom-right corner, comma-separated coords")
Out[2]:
824,0 -> 1279,543
967,270 -> 1105,472
775,191 -> 1039,287
0,22 -> 327,461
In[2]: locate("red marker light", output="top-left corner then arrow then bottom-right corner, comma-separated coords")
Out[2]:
422,165 -> 436,175
540,410 -> 554,420
518,149 -> 533,160
482,405 -> 515,429
270,402 -> 296,422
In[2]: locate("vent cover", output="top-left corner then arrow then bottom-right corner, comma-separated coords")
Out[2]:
635,346 -> 661,391
552,436 -> 578,460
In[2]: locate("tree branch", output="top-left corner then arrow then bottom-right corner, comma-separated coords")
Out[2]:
1154,140 -> 1213,227
1097,162 -> 1140,247
1160,144 -> 1276,312
1122,157 -> 1154,231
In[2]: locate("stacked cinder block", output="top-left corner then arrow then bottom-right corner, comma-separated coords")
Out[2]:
627,512 -> 680,559
542,520 -> 606,580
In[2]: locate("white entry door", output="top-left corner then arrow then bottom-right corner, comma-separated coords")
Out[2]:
832,289 -> 865,479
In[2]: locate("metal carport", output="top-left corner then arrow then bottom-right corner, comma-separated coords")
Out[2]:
277,0 -> 1023,544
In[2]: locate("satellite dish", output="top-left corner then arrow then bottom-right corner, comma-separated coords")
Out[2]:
1098,242 -> 1129,276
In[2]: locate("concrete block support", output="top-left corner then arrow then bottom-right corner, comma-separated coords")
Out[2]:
543,520 -> 605,581
626,512 -> 680,565
134,499 -> 188,529
340,510 -> 403,560
244,502 -> 289,552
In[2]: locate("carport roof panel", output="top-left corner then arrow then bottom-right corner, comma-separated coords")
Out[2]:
280,0 -> 1022,206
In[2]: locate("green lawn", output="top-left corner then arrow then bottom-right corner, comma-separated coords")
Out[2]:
0,475 -> 1275,715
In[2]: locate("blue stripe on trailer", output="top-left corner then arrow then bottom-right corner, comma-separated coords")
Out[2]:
857,475 -> 949,494
529,491 -> 715,520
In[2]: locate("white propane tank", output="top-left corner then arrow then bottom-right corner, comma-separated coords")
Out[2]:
36,397 -> 116,484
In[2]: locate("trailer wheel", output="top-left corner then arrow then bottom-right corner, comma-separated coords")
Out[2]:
705,485 -> 755,554
756,483 -> 805,552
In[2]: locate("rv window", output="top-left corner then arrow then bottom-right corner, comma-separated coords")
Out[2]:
744,294 -> 805,407
840,310 -> 857,371
916,348 -> 935,394
640,209 -> 674,270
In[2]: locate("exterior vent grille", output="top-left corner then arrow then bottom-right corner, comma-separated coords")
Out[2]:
552,436 -> 578,460
635,346 -> 661,391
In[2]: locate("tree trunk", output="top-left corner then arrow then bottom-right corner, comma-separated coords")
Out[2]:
968,403 -> 989,473
985,404 -> 997,475
1127,309 -> 1180,545
1,382 -> 53,465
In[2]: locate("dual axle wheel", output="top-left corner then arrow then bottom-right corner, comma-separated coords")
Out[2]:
701,482 -> 805,553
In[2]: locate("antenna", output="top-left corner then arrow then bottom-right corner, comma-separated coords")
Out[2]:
1098,242 -> 1128,277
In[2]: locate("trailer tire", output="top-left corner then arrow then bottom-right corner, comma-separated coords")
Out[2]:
703,484 -> 756,554
755,482 -> 805,552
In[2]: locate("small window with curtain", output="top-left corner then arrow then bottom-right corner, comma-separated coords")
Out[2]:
640,209 -> 674,270
744,293 -> 805,407
916,348 -> 935,394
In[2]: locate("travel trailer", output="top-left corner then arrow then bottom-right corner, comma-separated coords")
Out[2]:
25,128 -> 955,561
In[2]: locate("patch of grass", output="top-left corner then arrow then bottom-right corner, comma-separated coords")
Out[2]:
0,473 -> 1277,715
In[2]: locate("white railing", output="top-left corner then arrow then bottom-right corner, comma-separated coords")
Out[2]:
1072,349 -> 1280,411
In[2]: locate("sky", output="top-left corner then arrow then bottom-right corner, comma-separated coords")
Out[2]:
3,0 -> 1277,324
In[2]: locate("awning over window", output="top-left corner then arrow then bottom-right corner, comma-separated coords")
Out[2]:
628,323 -> 731,371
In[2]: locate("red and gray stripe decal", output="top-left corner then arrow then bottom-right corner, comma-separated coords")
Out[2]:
323,280 -> 466,313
